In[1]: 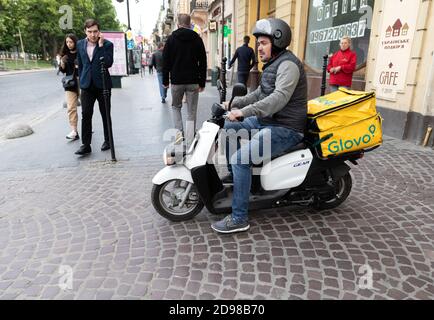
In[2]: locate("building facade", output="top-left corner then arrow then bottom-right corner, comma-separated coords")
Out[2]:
154,0 -> 434,146
232,0 -> 434,146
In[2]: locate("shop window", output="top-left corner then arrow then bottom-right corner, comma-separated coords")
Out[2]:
305,0 -> 374,72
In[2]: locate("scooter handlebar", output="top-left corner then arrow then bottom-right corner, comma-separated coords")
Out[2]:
212,103 -> 244,122
223,112 -> 244,122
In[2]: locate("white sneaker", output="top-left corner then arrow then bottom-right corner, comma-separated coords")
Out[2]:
66,131 -> 79,140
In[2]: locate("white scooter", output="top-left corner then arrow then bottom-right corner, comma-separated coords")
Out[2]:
151,84 -> 364,222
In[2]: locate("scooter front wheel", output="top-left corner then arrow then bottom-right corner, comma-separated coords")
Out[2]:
151,180 -> 204,222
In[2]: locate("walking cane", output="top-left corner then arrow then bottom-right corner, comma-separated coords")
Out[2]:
100,56 -> 117,162
321,54 -> 329,96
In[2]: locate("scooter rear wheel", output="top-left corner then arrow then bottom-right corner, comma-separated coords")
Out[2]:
151,180 -> 204,221
316,172 -> 352,210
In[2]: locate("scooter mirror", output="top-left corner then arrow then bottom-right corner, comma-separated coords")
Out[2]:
228,83 -> 248,112
231,83 -> 248,98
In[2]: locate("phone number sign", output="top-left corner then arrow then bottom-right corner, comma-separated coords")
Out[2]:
305,0 -> 374,71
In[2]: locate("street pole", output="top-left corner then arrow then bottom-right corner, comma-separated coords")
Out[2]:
221,0 -> 225,59
220,0 -> 227,102
321,54 -> 329,96
18,27 -> 26,65
117,0 -> 134,75
126,0 -> 135,75
221,57 -> 227,103
126,0 -> 131,29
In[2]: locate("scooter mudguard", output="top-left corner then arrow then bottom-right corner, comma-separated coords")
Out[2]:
151,165 -> 193,185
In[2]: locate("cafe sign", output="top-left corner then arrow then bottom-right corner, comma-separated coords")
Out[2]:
373,0 -> 420,100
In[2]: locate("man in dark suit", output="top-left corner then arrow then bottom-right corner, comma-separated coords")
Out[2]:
75,19 -> 114,155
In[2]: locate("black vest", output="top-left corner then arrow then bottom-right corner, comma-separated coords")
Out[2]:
259,50 -> 307,133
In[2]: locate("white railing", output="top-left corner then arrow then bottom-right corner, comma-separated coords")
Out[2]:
0,51 -> 41,60
0,51 -> 45,71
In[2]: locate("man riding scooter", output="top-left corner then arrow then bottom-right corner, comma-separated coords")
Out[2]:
211,18 -> 308,234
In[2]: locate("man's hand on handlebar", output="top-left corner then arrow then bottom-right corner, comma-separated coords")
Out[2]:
227,109 -> 244,122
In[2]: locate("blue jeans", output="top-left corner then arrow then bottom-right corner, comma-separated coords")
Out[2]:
237,72 -> 249,86
224,117 -> 304,224
157,72 -> 168,99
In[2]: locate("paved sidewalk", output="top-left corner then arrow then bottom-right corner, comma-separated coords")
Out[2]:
0,74 -> 433,300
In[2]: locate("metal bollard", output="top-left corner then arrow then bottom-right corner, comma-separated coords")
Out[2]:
220,57 -> 227,103
321,54 -> 329,96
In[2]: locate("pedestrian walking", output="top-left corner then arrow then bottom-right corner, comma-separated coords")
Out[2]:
141,53 -> 147,75
147,54 -> 153,75
59,33 -> 80,141
327,36 -> 357,92
74,18 -> 114,156
163,13 -> 207,144
151,42 -> 168,103
228,36 -> 256,86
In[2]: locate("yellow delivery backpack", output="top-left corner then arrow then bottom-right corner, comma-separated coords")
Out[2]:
307,88 -> 383,158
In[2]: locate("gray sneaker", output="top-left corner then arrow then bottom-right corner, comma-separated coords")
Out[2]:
211,215 -> 250,234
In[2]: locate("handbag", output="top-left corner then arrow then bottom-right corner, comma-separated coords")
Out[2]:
61,65 -> 77,89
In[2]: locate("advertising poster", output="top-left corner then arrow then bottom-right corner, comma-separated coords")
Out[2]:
103,31 -> 127,77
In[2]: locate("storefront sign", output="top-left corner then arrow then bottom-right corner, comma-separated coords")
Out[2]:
373,0 -> 420,100
209,20 -> 217,32
127,40 -> 135,50
305,0 -> 374,71
104,32 -> 127,77
223,25 -> 232,38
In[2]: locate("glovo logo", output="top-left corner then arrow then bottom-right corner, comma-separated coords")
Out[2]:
327,124 -> 377,154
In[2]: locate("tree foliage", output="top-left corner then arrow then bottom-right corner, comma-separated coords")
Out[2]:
0,0 -> 121,58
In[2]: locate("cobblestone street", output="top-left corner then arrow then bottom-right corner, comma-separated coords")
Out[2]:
0,74 -> 433,300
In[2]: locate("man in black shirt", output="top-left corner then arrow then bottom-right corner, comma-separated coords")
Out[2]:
151,42 -> 167,103
229,36 -> 256,86
163,14 -> 207,144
